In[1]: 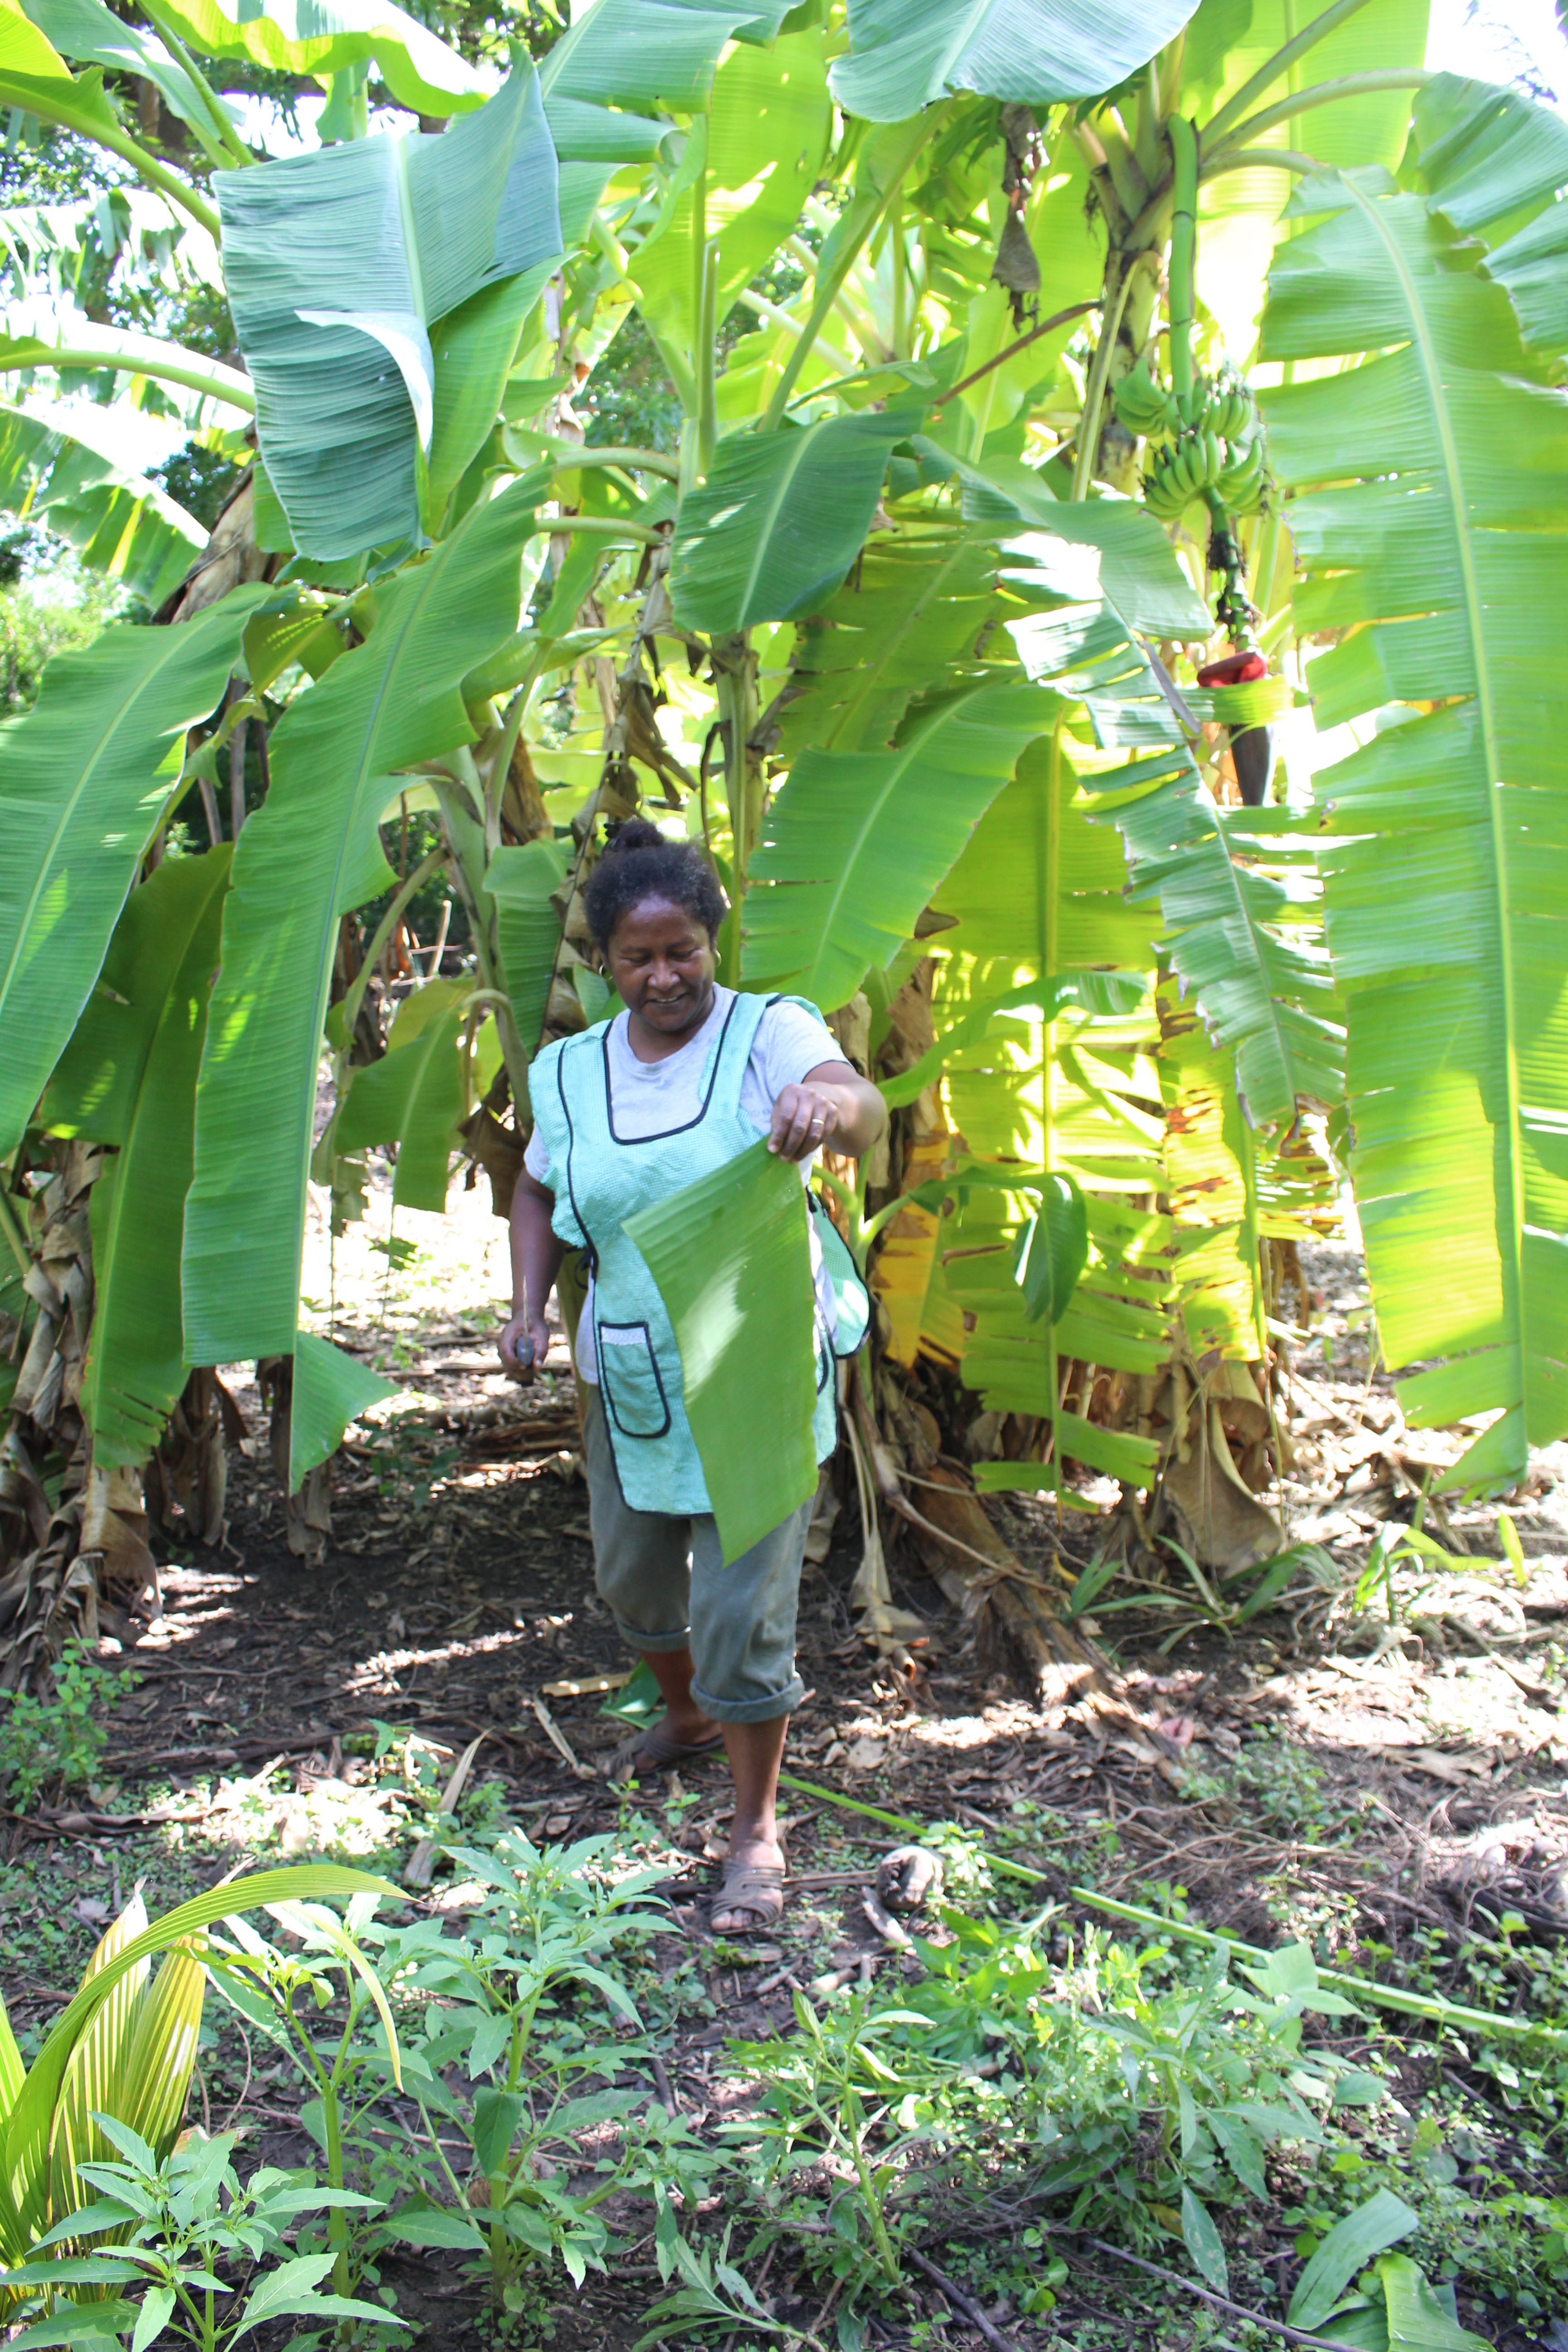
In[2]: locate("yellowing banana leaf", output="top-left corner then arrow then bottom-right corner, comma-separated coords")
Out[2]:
216,61 -> 560,558
831,0 -> 1197,119
183,471 -> 545,1364
624,1139 -> 818,1566
741,677 -> 1050,1010
39,851 -> 230,1469
1262,133 -> 1568,1487
670,407 -> 915,633
0,582 -> 271,1163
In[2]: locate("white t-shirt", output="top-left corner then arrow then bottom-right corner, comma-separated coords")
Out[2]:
524,986 -> 842,1382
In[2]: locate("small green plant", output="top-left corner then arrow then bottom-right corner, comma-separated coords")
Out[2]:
0,2118 -> 395,2351
0,1638 -> 137,1809
1177,1733 -> 1364,1838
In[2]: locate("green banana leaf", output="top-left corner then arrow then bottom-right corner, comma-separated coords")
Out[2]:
669,407 -> 916,633
920,449 -> 1211,639
921,723 -> 1171,1479
332,977 -> 469,1214
23,0 -> 240,157
0,324 -> 253,414
216,61 -> 560,558
624,1139 -> 818,1565
487,836 -> 568,1058
0,399 -> 205,608
289,1329 -> 395,1492
830,0 -> 1197,119
539,0 -> 797,245
144,0 -> 485,118
1414,73 -> 1568,357
741,676 -> 1051,1010
1260,128 -> 1568,1488
1008,580 -> 1343,1129
775,524 -> 998,761
39,850 -> 230,1469
0,581 -> 271,1163
182,471 -> 547,1365
0,3 -> 122,146
1186,0 -> 1430,355
628,32 -> 832,368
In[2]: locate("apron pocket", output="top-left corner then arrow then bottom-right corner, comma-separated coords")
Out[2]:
598,1321 -> 672,1440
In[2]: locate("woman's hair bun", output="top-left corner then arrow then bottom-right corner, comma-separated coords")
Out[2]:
604,817 -> 664,855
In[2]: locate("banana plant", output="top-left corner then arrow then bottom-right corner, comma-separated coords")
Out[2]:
0,0 -> 1565,1659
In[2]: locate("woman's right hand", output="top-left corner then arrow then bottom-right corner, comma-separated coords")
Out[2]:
498,1313 -> 547,1375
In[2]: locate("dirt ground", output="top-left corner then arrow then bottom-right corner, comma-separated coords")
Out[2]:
15,1178 -> 1568,2350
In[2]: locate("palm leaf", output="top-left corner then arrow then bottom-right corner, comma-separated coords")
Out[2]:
0,399 -> 204,605
6,1867 -> 396,2258
830,0 -> 1197,120
215,59 -> 560,558
741,676 -> 1050,1011
110,1945 -> 204,2163
182,471 -> 546,1364
148,0 -> 485,118
669,407 -> 916,634
624,1139 -> 818,1565
46,1893 -> 150,2240
1259,130 -> 1568,1486
39,851 -> 230,1469
0,583 -> 271,1162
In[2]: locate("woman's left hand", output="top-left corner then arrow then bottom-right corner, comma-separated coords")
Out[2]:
769,1080 -> 845,1161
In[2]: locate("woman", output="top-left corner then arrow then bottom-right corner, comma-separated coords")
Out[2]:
498,822 -> 886,1931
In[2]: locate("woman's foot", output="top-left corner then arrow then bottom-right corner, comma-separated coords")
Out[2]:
608,1709 -> 724,1781
710,1824 -> 786,1932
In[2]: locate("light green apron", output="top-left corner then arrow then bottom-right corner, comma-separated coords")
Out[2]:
531,992 -> 839,1516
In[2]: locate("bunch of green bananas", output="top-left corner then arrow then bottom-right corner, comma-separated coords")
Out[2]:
1142,426 -> 1226,518
1215,433 -> 1268,514
1113,357 -> 1181,437
1200,372 -> 1256,442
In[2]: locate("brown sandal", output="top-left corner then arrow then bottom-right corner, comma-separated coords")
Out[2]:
709,1858 -> 786,1933
607,1724 -> 725,1782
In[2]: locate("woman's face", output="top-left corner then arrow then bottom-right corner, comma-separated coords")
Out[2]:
604,895 -> 718,1038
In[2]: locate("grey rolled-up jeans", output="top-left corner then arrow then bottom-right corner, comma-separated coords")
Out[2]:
580,1385 -> 810,1724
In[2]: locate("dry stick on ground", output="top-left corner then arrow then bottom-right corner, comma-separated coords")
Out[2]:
902,2246 -> 1009,2351
1081,2239 -> 1378,2351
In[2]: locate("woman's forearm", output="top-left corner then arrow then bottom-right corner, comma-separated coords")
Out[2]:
510,1179 -> 567,1325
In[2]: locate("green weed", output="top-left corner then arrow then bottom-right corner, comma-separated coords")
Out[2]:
0,1637 -> 137,1809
